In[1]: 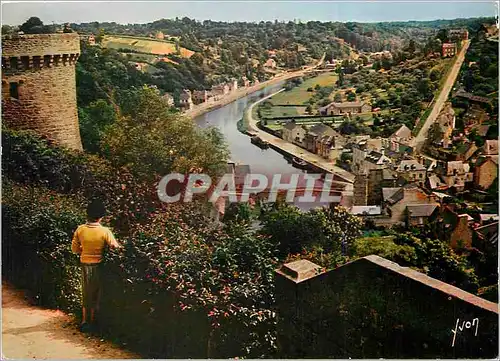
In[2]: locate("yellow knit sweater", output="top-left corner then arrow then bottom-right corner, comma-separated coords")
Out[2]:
71,222 -> 120,264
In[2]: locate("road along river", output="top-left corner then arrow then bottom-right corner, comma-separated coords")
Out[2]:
194,83 -> 350,209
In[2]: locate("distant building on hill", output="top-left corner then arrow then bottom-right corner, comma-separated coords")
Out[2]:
80,34 -> 96,45
264,58 -> 277,68
442,43 -> 457,57
211,83 -> 229,99
228,79 -> 238,92
155,31 -> 165,40
192,90 -> 209,104
179,89 -> 193,110
449,28 -> 469,41
241,76 -> 250,88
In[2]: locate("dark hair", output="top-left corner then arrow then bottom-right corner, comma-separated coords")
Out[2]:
87,199 -> 106,221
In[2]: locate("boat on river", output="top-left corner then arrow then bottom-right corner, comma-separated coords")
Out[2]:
291,156 -> 309,170
251,135 -> 270,149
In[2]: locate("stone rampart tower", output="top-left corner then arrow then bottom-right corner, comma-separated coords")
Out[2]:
2,33 -> 83,150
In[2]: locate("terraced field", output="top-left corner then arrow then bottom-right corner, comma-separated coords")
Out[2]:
102,35 -> 194,58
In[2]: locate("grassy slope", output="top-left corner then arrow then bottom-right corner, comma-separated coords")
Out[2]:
270,72 -> 338,105
102,35 -> 194,58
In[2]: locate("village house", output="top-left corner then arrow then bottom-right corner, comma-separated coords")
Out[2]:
319,101 -> 372,116
463,104 -> 490,130
438,161 -> 474,192
303,123 -> 338,154
454,89 -> 491,104
80,34 -> 96,45
474,221 -> 498,248
456,141 -> 479,162
353,168 -> 405,206
395,159 -> 427,183
406,204 -> 440,227
483,139 -> 498,155
317,130 -> 346,160
378,184 -> 439,227
352,144 -> 391,175
228,79 -> 238,92
474,156 -> 498,190
155,31 -> 165,40
242,76 -> 250,88
368,50 -> 392,62
264,58 -> 277,69
179,89 -> 193,110
427,174 -> 449,191
281,122 -> 307,147
481,23 -> 499,38
449,28 -> 469,40
162,93 -> 175,107
383,124 -> 414,153
442,43 -> 457,57
349,205 -> 382,217
211,83 -> 230,99
323,59 -> 341,69
192,90 -> 209,104
437,207 -> 474,249
468,124 -> 490,138
433,103 -> 455,148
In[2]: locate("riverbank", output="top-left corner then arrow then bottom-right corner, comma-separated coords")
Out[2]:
185,53 -> 325,119
244,88 -> 355,184
185,72 -> 298,119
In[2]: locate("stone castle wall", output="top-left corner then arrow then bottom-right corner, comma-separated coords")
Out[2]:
2,33 -> 82,150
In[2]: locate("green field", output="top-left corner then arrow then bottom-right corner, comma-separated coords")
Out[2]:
260,105 -> 308,118
102,35 -> 194,58
269,72 -> 338,105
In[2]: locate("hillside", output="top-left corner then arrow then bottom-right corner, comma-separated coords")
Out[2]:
102,35 -> 194,58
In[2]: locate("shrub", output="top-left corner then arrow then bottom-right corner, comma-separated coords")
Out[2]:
2,128 -> 160,233
2,180 -> 85,312
259,202 -> 362,257
3,175 -> 279,357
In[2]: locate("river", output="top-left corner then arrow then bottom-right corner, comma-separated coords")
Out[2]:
194,83 -> 343,210
194,82 -> 301,175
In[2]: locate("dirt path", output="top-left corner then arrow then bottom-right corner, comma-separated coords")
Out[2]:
2,282 -> 139,359
412,39 -> 471,151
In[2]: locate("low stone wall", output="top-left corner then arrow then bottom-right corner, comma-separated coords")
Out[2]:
275,256 -> 498,358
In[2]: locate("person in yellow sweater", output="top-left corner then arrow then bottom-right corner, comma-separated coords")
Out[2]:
72,199 -> 121,332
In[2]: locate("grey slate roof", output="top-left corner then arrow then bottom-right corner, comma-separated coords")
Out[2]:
407,204 -> 438,217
